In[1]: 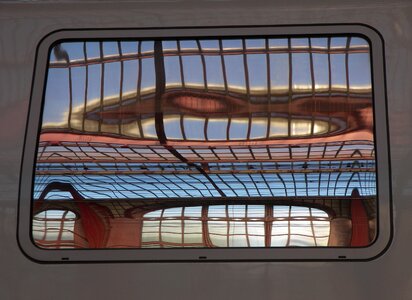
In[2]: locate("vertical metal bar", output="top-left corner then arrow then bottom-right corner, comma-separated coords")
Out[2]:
245,205 -> 250,247
181,207 -> 185,245
308,37 -> 316,136
304,172 -> 309,196
291,166 -> 298,197
82,42 -> 88,132
118,41 -> 124,135
345,37 -> 352,126
219,39 -> 229,93
204,117 -> 209,141
286,206 -> 292,246
317,170 -> 322,199
98,41 -> 104,133
159,209 -> 165,248
243,39 -> 251,97
154,40 -> 167,143
242,39 -> 252,140
137,41 -> 143,137
265,205 -> 273,247
226,205 -> 230,247
266,38 -> 272,140
226,117 -> 231,141
307,143 -> 312,160
196,39 -> 208,91
287,38 -> 293,137
201,206 -> 212,247
180,114 -> 187,140
68,65 -> 73,130
177,40 -> 185,89
327,37 -> 332,133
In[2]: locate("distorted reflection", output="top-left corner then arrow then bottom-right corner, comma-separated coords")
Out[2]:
32,210 -> 87,249
33,35 -> 376,249
141,205 -> 330,248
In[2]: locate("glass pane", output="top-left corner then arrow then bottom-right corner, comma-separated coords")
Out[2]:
164,115 -> 183,140
292,53 -> 312,92
224,55 -> 246,92
34,34 -> 376,251
205,56 -> 225,90
207,118 -> 228,140
164,56 -> 182,88
270,53 -> 289,95
183,116 -> 205,140
229,118 -> 249,140
247,54 -> 268,94
270,117 -> 288,137
182,55 -> 204,88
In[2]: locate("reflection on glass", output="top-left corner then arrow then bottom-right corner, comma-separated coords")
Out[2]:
331,54 -> 347,90
291,38 -> 309,49
117,115 -> 343,141
141,117 -> 157,139
250,117 -> 268,139
33,210 -> 87,249
291,119 -> 312,136
207,118 -> 228,140
229,118 -> 249,140
42,68 -> 70,128
224,55 -> 246,92
270,53 -> 289,94
247,54 -> 268,94
205,56 -> 225,89
141,205 -> 330,248
270,117 -> 288,137
182,56 -> 204,88
122,59 -> 138,96
184,116 -> 205,140
292,53 -> 312,91
33,35 -> 376,250
164,56 -> 182,88
164,115 -> 183,139
120,41 -> 138,55
121,121 -> 140,137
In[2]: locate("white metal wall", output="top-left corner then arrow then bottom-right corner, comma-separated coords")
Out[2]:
0,1 -> 411,299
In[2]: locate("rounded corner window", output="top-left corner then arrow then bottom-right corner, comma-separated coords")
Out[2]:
18,25 -> 391,262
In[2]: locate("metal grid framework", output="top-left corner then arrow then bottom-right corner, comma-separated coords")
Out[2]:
141,205 -> 330,248
35,160 -> 375,175
32,210 -> 87,249
37,140 -> 375,163
34,168 -> 376,200
44,37 -> 372,140
34,191 -> 360,220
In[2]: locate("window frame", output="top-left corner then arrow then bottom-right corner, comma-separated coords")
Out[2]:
18,24 -> 392,262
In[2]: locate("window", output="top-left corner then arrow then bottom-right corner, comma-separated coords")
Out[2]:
18,25 -> 391,261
